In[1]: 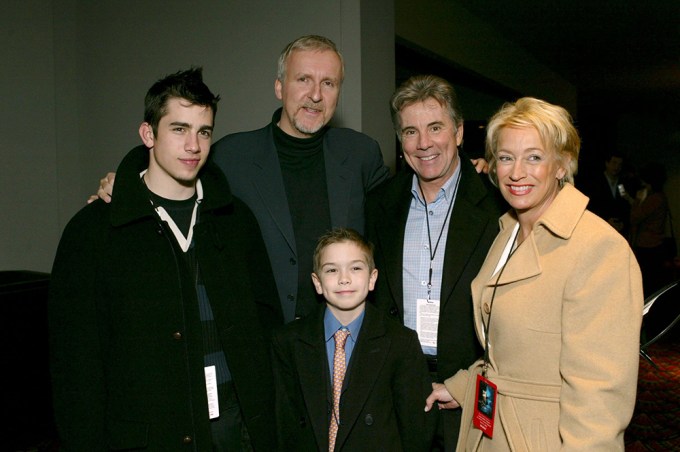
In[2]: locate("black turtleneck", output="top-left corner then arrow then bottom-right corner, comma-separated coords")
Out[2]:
273,119 -> 331,316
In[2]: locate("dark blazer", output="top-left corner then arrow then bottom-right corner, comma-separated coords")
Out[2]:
49,146 -> 282,451
272,302 -> 433,452
210,109 -> 390,322
579,172 -> 630,233
364,156 -> 503,445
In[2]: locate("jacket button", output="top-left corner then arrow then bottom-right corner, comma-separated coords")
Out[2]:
289,258 -> 296,265
364,414 -> 374,425
483,303 -> 491,314
287,294 -> 295,302
172,331 -> 182,340
299,417 -> 306,427
182,435 -> 192,444
389,307 -> 398,316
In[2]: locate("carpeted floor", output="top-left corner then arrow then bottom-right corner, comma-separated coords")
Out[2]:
625,340 -> 680,451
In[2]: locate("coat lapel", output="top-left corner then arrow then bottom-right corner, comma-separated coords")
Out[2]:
475,215 -> 541,291
334,305 -> 389,450
373,171 -> 412,317
481,184 -> 587,288
495,234 -> 542,285
323,134 -> 352,228
440,159 -> 495,308
249,129 -> 297,255
295,310 -> 332,450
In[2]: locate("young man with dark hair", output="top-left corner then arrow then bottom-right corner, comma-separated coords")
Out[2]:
49,67 -> 282,451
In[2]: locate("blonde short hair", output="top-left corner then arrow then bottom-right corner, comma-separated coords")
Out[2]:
485,97 -> 580,186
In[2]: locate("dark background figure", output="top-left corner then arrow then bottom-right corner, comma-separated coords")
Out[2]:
578,152 -> 632,237
629,161 -> 672,297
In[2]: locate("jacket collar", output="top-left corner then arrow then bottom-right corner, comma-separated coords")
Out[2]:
491,183 -> 588,286
498,183 -> 587,240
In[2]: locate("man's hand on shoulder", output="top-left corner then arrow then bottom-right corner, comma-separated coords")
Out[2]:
87,172 -> 116,204
470,158 -> 489,174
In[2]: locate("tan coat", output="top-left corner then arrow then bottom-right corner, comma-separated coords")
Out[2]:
445,184 -> 643,451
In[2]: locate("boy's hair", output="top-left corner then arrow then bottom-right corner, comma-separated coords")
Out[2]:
276,34 -> 345,83
144,66 -> 220,136
313,228 -> 375,274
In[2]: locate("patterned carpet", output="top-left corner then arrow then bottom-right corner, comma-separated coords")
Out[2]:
625,340 -> 680,451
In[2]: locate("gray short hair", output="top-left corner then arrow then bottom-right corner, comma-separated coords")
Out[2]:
277,35 -> 345,83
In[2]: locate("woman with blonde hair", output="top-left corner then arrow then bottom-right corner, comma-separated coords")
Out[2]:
426,97 -> 643,450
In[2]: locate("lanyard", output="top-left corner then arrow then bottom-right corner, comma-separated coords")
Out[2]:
141,170 -> 203,252
417,170 -> 461,300
481,224 -> 520,377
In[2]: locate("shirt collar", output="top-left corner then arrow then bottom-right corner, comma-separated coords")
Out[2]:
409,157 -> 462,206
324,307 -> 365,343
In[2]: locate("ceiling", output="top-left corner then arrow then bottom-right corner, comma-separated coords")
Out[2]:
457,0 -> 680,104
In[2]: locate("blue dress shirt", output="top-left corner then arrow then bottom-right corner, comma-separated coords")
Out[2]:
324,307 -> 365,383
403,159 -> 461,356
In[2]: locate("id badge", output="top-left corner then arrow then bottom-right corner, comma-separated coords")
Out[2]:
416,298 -> 440,348
204,365 -> 219,419
473,374 -> 497,438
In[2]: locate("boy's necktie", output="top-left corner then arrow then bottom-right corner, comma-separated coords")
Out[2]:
329,328 -> 350,452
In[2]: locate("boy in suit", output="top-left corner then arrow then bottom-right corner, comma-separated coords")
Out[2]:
272,228 -> 433,451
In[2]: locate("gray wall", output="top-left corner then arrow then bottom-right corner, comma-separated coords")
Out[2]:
2,1 -> 63,273
2,0 -> 395,272
11,1 -> 654,275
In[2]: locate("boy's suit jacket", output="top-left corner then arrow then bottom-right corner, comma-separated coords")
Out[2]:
271,302 -> 433,451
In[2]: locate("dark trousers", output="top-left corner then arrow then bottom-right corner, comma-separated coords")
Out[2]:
211,381 -> 253,452
431,409 -> 461,452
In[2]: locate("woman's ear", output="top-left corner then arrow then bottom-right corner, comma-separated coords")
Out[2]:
556,155 -> 571,181
556,166 -> 567,181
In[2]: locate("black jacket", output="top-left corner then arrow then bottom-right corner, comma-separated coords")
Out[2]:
210,109 -> 390,322
49,145 -> 282,451
272,302 -> 433,451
